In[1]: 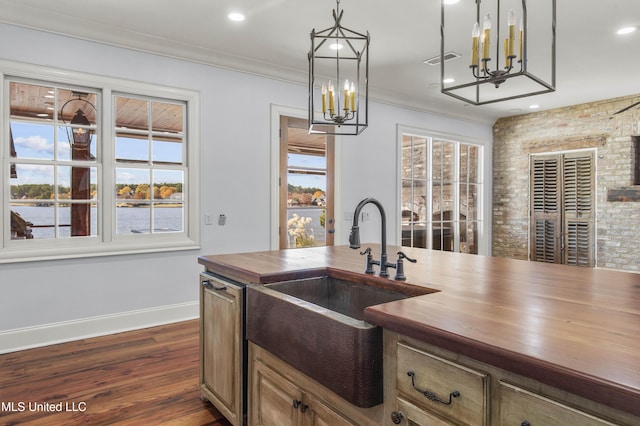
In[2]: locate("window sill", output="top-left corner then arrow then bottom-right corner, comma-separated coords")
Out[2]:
0,239 -> 200,264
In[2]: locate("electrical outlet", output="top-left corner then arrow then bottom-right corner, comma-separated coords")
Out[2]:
344,211 -> 353,221
361,212 -> 370,221
204,214 -> 212,225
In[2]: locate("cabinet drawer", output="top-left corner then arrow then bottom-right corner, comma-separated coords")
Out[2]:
396,341 -> 489,426
499,381 -> 618,426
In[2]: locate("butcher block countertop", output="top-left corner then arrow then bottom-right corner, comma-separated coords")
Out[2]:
198,245 -> 640,417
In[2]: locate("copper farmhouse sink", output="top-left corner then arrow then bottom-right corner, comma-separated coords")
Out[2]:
246,273 -> 432,408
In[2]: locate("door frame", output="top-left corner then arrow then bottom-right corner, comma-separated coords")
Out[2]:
270,104 -> 342,250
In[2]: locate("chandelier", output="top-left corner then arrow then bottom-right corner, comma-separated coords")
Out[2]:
308,0 -> 369,135
440,0 -> 556,105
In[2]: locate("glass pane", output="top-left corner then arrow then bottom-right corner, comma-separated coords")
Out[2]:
152,137 -> 183,164
286,209 -> 323,248
10,122 -> 55,160
432,140 -> 442,181
467,183 -> 478,221
116,134 -> 149,162
432,181 -> 443,222
401,135 -> 413,179
153,170 -> 184,201
154,202 -> 183,233
462,222 -> 478,254
116,168 -> 151,200
10,164 -> 55,200
413,137 -> 427,179
61,203 -> 97,238
117,206 -> 151,235
58,126 -> 97,162
62,166 -> 98,201
460,144 -> 468,182
10,82 -> 55,121
152,101 -> 183,134
442,141 -> 455,183
288,153 -> 326,169
115,96 -> 148,130
10,203 -> 54,239
468,145 -> 479,184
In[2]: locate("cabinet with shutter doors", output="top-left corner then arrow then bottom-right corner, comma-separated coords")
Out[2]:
249,342 -> 383,426
199,273 -> 246,426
384,331 -> 639,426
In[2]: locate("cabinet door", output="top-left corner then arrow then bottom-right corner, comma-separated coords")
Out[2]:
302,392 -> 359,426
252,358 -> 302,426
200,274 -> 244,426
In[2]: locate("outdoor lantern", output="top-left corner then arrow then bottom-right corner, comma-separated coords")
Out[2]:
308,0 -> 369,135
440,0 -> 556,105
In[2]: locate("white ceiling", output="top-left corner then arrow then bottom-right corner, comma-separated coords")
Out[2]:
1,0 -> 639,124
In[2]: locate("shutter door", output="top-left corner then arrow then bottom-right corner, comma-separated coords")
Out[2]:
531,156 -> 561,263
563,153 -> 594,267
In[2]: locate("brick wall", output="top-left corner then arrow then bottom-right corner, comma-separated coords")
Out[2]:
492,93 -> 640,271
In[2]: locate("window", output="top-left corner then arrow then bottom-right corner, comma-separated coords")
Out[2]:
2,61 -> 199,262
399,129 -> 484,254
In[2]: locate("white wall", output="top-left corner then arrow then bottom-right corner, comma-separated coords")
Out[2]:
0,23 -> 492,351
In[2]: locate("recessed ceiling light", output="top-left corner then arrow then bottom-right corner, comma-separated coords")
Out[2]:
443,78 -> 455,84
443,0 -> 460,4
529,104 -> 540,109
617,26 -> 638,35
329,43 -> 343,50
228,12 -> 245,22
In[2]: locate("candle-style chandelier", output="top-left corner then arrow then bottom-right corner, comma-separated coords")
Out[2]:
440,0 -> 556,105
308,0 -> 369,135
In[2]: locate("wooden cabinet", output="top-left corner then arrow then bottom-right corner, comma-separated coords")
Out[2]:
385,331 -> 637,426
200,273 -> 245,426
249,343 -> 383,426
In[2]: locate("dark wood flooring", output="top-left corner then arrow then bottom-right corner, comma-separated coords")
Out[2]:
0,319 -> 232,425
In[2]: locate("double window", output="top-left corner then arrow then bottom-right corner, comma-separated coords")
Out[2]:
2,62 -> 199,262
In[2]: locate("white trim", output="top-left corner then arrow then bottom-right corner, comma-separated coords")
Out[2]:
269,104 -> 343,250
0,301 -> 199,354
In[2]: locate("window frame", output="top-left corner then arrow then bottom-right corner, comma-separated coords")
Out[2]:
396,125 -> 490,255
1,60 -> 200,263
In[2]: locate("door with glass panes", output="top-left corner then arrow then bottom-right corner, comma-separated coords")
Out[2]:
279,116 -> 335,249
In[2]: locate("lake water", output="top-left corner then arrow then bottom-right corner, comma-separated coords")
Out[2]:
11,205 -> 183,239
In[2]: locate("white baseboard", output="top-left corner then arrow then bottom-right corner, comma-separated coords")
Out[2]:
0,301 -> 199,354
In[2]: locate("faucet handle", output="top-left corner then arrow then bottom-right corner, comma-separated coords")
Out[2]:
397,251 -> 417,263
360,247 -> 376,274
394,251 -> 417,281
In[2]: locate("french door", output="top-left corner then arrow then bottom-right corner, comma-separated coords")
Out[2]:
530,151 -> 595,266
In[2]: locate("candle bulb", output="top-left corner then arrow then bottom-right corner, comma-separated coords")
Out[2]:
508,9 -> 516,57
321,84 -> 327,113
504,38 -> 509,67
344,80 -> 350,112
471,22 -> 480,66
482,14 -> 492,61
350,82 -> 356,112
519,17 -> 524,60
328,81 -> 335,112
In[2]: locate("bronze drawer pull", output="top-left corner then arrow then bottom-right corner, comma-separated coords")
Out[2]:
407,371 -> 460,405
201,279 -> 227,291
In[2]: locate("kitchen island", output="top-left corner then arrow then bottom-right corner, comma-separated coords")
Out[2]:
198,245 -> 640,425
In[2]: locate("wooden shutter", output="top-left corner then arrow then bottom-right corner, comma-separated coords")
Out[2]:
530,152 -> 595,267
531,156 -> 561,263
563,153 -> 594,267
